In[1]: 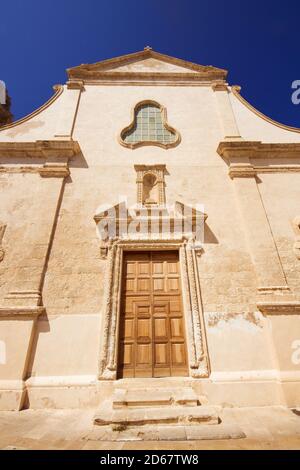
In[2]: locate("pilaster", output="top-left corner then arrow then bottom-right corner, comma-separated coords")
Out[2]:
212,83 -> 243,141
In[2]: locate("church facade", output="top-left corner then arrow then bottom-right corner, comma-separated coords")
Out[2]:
0,48 -> 300,414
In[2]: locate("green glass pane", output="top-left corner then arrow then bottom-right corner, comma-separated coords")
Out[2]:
123,103 -> 176,145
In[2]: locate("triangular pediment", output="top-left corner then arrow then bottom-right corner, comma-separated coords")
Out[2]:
101,57 -> 200,74
93,200 -> 207,258
94,201 -> 207,227
67,49 -> 227,82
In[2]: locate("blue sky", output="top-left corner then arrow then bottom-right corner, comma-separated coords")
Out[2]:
1,0 -> 299,125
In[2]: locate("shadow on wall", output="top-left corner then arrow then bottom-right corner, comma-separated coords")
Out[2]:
23,314 -> 51,409
204,223 -> 219,244
68,151 -> 89,169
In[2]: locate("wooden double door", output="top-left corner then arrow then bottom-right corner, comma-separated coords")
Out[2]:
117,251 -> 188,378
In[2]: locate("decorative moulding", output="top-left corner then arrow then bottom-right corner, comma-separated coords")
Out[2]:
0,85 -> 64,132
257,302 -> 300,315
217,141 -> 300,160
211,81 -> 229,92
67,48 -> 227,85
228,163 -> 257,179
257,286 -> 290,293
39,163 -> 70,178
66,80 -> 85,91
0,306 -> 45,319
4,290 -> 42,307
96,237 -> 210,380
292,216 -> 300,260
0,140 -> 80,177
0,140 -> 80,159
231,85 -> 300,135
94,200 -> 207,260
0,223 -> 6,262
119,100 -> 181,150
217,141 -> 300,178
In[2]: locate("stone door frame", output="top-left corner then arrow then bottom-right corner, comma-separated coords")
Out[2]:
98,237 -> 210,380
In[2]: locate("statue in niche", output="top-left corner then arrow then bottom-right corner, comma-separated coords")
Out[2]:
142,173 -> 159,206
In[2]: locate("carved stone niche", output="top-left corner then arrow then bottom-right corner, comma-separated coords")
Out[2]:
292,216 -> 300,260
135,164 -> 166,206
0,223 -> 6,262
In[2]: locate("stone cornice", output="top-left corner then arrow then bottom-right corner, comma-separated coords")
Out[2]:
257,302 -> 300,315
217,141 -> 300,160
0,140 -> 80,159
0,140 -> 80,177
0,306 -> 45,319
134,164 -> 167,172
217,141 -> 300,178
71,80 -> 221,87
67,72 -> 227,85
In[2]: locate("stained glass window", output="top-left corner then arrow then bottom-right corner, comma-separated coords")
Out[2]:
122,103 -> 176,144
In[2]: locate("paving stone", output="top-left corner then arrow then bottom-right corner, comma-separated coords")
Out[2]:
157,426 -> 187,441
185,424 -> 246,441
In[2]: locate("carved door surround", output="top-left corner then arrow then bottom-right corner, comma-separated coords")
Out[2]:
97,236 -> 210,381
0,223 -> 6,262
292,216 -> 300,260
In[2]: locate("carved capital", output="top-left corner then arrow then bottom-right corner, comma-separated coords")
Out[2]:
66,80 -> 85,91
211,81 -> 228,92
228,163 -> 257,179
39,163 -> 70,178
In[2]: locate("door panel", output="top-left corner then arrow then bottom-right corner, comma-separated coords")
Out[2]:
117,251 -> 188,378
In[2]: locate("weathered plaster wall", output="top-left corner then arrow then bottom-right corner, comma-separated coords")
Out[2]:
0,74 -> 300,408
257,172 -> 300,299
0,172 -> 63,301
41,85 -> 258,316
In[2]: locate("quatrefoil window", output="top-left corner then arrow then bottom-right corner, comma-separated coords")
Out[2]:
120,100 -> 180,149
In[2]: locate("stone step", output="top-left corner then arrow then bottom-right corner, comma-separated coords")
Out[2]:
94,405 -> 219,427
112,387 -> 199,409
87,423 -> 246,442
115,378 -> 194,389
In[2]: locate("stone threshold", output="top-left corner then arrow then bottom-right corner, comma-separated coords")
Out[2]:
86,423 -> 246,442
